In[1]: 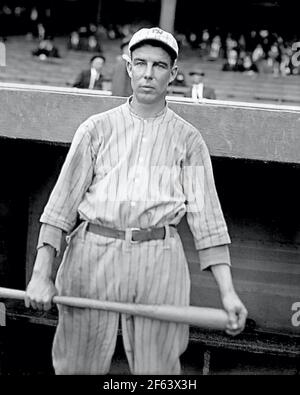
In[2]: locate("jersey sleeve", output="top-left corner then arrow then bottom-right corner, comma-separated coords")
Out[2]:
40,118 -> 97,233
183,129 -> 231,267
198,244 -> 231,271
37,223 -> 63,257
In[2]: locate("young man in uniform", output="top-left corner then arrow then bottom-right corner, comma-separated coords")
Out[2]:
25,27 -> 248,375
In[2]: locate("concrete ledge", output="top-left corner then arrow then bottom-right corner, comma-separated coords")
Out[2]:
1,83 -> 300,164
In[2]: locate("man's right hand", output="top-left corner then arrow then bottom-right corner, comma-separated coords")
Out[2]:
25,274 -> 57,311
25,244 -> 57,311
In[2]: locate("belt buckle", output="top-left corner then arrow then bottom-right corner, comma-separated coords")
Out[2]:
130,228 -> 142,244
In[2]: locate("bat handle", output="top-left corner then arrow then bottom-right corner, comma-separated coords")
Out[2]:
0,287 -> 26,301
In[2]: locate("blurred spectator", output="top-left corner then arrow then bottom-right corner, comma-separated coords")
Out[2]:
225,33 -> 238,53
87,35 -> 101,52
267,43 -> 281,76
37,23 -> 46,41
252,43 -> 265,64
208,35 -> 221,61
170,70 -> 187,87
29,6 -> 39,37
259,29 -> 271,54
68,31 -> 80,50
238,34 -> 246,52
188,30 -> 204,50
239,53 -> 259,74
222,49 -> 239,71
73,54 -> 106,90
32,37 -> 61,61
119,24 -> 132,38
199,29 -> 210,56
68,26 -> 102,52
107,24 -> 117,40
26,6 -> 46,40
96,24 -> 108,42
186,68 -> 216,100
111,37 -> 132,97
174,32 -> 188,50
181,27 -> 299,77
280,50 -> 292,76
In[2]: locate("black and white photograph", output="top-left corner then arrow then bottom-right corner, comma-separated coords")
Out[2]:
0,0 -> 299,380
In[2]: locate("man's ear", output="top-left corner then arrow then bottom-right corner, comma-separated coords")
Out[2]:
124,55 -> 132,78
126,61 -> 132,78
169,64 -> 178,84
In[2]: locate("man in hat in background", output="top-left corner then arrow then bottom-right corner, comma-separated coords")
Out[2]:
32,35 -> 61,61
73,53 -> 106,90
111,36 -> 133,97
186,68 -> 216,100
25,27 -> 247,375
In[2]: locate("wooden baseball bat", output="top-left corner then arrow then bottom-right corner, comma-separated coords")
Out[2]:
0,287 -> 229,330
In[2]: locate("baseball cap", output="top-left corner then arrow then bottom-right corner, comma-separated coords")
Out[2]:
90,54 -> 106,63
128,27 -> 179,60
189,68 -> 205,76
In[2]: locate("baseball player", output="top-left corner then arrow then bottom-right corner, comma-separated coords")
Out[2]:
25,27 -> 248,375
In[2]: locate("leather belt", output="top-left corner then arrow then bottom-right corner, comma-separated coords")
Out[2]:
86,223 -> 176,243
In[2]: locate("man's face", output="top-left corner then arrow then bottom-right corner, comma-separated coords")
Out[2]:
91,57 -> 105,72
127,44 -> 177,104
192,73 -> 204,84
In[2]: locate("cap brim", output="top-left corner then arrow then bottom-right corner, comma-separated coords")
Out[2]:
189,71 -> 205,76
129,39 -> 178,60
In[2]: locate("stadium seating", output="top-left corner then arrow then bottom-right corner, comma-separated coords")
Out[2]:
1,36 -> 300,107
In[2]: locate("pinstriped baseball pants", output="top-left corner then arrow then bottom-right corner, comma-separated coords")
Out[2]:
52,222 -> 190,375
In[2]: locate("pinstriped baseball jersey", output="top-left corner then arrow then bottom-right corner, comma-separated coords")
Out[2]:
40,99 -> 230,252
38,98 -> 231,374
